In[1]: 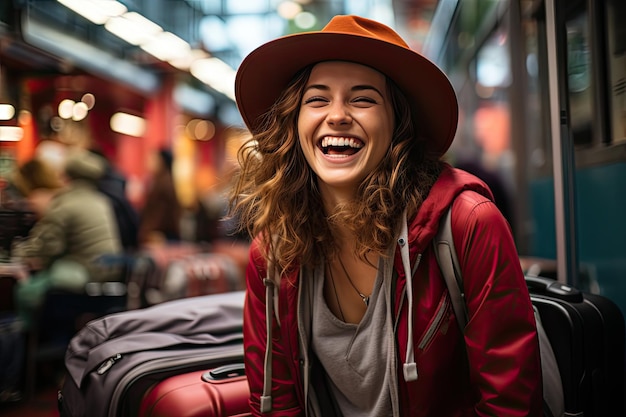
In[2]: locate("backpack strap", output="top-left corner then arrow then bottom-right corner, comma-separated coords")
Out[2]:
434,205 -> 468,329
433,201 -> 564,417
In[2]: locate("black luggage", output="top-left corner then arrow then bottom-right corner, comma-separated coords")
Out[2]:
436,203 -> 626,417
58,290 -> 245,417
527,276 -> 626,417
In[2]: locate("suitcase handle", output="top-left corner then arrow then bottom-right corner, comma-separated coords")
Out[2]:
202,363 -> 246,382
525,275 -> 584,303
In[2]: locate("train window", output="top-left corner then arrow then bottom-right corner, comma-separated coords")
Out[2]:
521,7 -> 552,178
566,12 -> 593,146
470,27 -> 514,177
607,0 -> 626,144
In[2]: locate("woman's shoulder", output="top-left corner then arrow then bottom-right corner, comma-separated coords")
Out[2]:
452,190 -> 492,210
451,190 -> 508,235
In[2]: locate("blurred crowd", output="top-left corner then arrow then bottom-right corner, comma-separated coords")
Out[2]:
3,141 -> 249,307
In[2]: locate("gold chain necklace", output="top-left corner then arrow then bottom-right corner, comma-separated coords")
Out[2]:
338,257 -> 370,306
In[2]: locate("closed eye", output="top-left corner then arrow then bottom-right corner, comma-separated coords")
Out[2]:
353,96 -> 378,104
303,96 -> 328,105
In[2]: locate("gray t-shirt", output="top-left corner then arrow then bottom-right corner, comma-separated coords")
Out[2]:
310,258 -> 395,416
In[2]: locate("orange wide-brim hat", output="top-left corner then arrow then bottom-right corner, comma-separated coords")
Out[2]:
235,15 -> 458,157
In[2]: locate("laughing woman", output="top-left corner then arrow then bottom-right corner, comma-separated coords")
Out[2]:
230,15 -> 542,417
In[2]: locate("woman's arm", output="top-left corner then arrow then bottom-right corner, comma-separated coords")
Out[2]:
243,239 -> 303,416
453,192 -> 543,417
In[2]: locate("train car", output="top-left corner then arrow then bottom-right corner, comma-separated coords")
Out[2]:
423,0 -> 626,317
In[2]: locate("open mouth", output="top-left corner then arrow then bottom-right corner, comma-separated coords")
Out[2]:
319,136 -> 364,156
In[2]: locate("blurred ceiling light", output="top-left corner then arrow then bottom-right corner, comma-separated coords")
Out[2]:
18,110 -> 32,125
294,12 -> 316,29
140,32 -> 190,62
110,112 -> 146,137
169,49 -> 210,71
190,58 -> 236,101
277,1 -> 302,20
0,104 -> 15,120
72,101 -> 89,121
186,119 -> 216,141
57,0 -> 127,25
0,126 -> 24,142
197,120 -> 216,141
81,93 -> 96,110
105,12 -> 163,46
35,140 -> 67,169
58,99 -> 76,119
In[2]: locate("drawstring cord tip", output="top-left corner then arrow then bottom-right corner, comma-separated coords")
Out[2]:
261,396 -> 272,413
260,396 -> 272,413
403,362 -> 418,381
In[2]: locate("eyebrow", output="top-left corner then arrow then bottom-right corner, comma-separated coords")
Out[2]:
304,84 -> 385,97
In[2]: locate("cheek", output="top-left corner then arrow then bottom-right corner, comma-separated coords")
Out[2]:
296,117 -> 307,145
297,110 -> 314,134
372,141 -> 391,166
375,123 -> 393,152
297,117 -> 316,150
297,131 -> 314,162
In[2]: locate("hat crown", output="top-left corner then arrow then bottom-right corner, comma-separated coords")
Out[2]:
322,15 -> 410,50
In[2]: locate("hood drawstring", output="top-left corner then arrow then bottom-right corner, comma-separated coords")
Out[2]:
400,209 -> 420,382
261,277 -> 277,413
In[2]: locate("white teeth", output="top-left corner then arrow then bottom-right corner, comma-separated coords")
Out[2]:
321,136 -> 363,149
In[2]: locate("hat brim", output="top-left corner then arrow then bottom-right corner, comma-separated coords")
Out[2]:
235,31 -> 458,157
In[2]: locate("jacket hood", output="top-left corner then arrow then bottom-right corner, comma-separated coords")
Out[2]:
407,164 -> 494,252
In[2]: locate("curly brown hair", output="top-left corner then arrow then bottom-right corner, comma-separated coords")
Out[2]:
230,64 -> 442,274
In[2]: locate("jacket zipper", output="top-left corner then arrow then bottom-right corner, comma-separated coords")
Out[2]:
417,293 -> 450,351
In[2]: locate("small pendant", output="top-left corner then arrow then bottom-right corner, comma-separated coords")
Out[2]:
360,294 -> 369,306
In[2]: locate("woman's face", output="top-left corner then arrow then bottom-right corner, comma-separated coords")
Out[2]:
297,61 -> 394,196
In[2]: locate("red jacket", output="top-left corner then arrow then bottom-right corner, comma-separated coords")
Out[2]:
243,166 -> 543,416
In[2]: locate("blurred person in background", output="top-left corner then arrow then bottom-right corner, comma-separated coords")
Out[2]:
89,148 -> 140,252
138,148 -> 182,246
12,149 -> 122,329
6,156 -> 65,214
0,157 -> 65,260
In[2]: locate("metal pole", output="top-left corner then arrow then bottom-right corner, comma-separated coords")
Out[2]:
544,0 -> 579,285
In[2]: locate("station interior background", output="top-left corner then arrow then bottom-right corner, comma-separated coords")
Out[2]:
0,0 -> 442,221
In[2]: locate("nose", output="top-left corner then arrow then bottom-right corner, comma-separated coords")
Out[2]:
325,102 -> 352,126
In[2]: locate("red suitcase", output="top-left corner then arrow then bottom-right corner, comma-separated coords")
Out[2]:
138,363 -> 251,417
